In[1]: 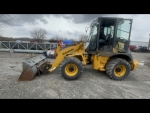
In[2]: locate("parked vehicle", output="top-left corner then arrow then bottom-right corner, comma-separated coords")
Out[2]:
133,46 -> 150,52
129,45 -> 137,51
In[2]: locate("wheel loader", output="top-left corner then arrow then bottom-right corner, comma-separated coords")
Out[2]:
18,17 -> 138,81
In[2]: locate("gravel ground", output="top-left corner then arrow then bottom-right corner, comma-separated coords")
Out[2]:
0,52 -> 150,99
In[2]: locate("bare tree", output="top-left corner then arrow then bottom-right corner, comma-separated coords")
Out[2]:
53,36 -> 62,40
79,35 -> 88,42
0,14 -> 15,35
50,35 -> 68,40
30,27 -> 47,43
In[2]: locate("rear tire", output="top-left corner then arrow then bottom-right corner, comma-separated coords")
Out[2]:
59,57 -> 83,80
105,58 -> 131,81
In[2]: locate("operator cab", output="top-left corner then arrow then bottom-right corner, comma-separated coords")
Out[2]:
86,17 -> 133,54
98,18 -> 114,50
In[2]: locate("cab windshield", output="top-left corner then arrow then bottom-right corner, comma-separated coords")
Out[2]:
88,22 -> 98,42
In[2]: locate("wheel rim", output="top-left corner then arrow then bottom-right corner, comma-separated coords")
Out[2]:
65,64 -> 78,76
114,65 -> 126,77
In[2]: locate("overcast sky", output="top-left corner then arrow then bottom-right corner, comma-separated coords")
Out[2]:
1,14 -> 150,42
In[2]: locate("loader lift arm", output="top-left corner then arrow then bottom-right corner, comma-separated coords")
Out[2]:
48,41 -> 86,72
18,41 -> 87,81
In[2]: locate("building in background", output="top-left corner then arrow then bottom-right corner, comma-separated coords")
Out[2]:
130,41 -> 149,49
30,40 -> 38,44
49,39 -> 63,49
16,40 -> 22,43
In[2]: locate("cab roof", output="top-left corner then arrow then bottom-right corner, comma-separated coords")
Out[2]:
97,17 -> 124,20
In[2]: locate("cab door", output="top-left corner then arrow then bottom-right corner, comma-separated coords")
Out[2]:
113,19 -> 133,53
86,22 -> 99,52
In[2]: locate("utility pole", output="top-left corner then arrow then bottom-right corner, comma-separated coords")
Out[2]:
148,34 -> 150,50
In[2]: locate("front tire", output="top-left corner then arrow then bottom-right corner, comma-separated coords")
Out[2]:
105,58 -> 131,81
59,57 -> 83,80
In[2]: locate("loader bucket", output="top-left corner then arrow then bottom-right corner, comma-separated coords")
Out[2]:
18,54 -> 47,81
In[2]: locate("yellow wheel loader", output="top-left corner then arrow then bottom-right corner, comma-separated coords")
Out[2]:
18,17 -> 138,81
